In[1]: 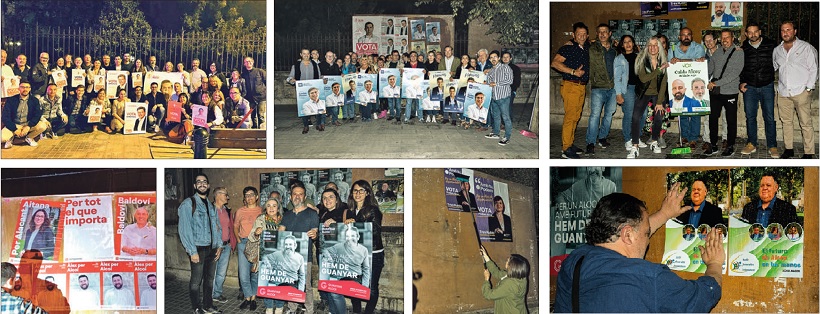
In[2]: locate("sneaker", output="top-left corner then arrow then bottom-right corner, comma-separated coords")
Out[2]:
239,300 -> 250,310
425,116 -> 431,123
213,296 -> 228,304
570,144 -> 585,156
586,143 -> 595,155
3,141 -> 11,149
562,147 -> 581,159
485,133 -> 500,139
373,113 -> 378,120
194,308 -> 205,314
202,307 -> 220,314
780,149 -> 794,159
153,125 -> 159,133
741,143 -> 757,155
721,147 -> 734,157
768,147 -> 780,158
658,137 -> 667,149
598,138 -> 610,148
650,141 -> 661,154
703,144 -> 718,156
25,137 -> 38,147
51,132 -> 60,139
498,138 -> 509,146
625,140 -> 633,151
638,139 -> 647,148
626,146 -> 639,159
801,154 -> 815,159
431,116 -> 437,123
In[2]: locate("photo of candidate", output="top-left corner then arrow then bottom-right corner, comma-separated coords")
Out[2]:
740,174 -> 798,227
260,235 -> 306,290
675,180 -> 724,227
104,273 -> 135,307
301,171 -> 318,205
23,208 -> 56,259
357,21 -> 379,43
785,223 -> 802,241
691,77 -> 709,107
456,180 -> 478,212
729,2 -> 742,21
427,24 -> 440,43
302,87 -> 324,116
712,2 -> 737,27
321,225 -> 372,287
412,22 -> 426,40
488,196 -> 512,242
749,224 -> 764,242
714,224 -> 728,243
767,223 -> 783,241
682,225 -> 696,241
375,182 -> 397,202
697,225 -> 710,241
333,171 -> 351,202
140,274 -> 157,306
670,79 -> 700,112
120,206 -> 157,257
70,274 -> 101,309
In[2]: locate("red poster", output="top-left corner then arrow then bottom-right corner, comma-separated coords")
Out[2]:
10,199 -> 66,262
114,193 -> 157,260
167,101 -> 182,123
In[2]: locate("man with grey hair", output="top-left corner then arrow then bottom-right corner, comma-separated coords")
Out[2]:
321,225 -> 371,287
476,48 -> 492,72
259,235 -> 306,290
120,206 -> 157,257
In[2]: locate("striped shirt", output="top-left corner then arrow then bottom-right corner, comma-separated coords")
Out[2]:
487,62 -> 513,100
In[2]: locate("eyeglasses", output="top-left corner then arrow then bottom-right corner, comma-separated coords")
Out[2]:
352,189 -> 367,195
244,193 -> 257,198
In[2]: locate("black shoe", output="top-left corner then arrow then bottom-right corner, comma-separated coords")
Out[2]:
248,300 -> 257,311
194,308 -> 205,314
586,143 -> 595,155
703,144 -> 718,156
239,300 -> 249,309
721,148 -> 734,157
202,306 -> 220,314
801,154 -> 815,159
442,119 -> 450,124
387,117 -> 393,121
780,149 -> 795,159
597,138 -> 610,148
562,147 -> 580,159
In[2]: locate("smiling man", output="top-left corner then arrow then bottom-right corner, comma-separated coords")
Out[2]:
741,174 -> 798,227
120,206 -> 157,256
675,180 -> 725,227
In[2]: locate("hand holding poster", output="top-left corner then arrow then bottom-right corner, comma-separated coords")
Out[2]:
257,231 -> 309,303
668,61 -> 710,115
192,104 -> 208,128
88,104 -> 103,123
10,200 -> 66,261
52,70 -> 68,88
463,82 -> 492,117
402,68 -> 425,99
296,79 -> 327,117
428,70 -> 449,101
378,68 -> 401,99
319,223 -> 373,300
3,75 -> 20,97
71,69 -> 85,88
124,102 -> 149,134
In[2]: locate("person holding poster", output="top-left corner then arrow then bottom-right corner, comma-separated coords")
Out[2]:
706,29 -> 744,157
301,87 -> 326,131
109,89 -> 129,133
260,234 -> 306,313
478,246 -> 529,313
465,92 -> 489,127
86,89 -> 110,131
1,49 -> 17,101
248,198 -> 286,313
65,85 -> 90,134
322,225 -> 371,284
344,180 -> 385,314
120,206 -> 157,257
443,87 -> 462,125
740,175 -> 798,227
38,84 -> 68,138
358,80 -> 377,122
381,75 -> 401,122
278,181 -> 320,314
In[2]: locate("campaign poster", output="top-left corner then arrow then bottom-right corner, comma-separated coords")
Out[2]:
142,71 -> 183,92
660,19 -> 687,47
10,199 -> 65,262
381,16 -> 398,36
463,82 -> 492,115
428,70 -> 450,101
106,71 -> 129,99
640,2 -> 668,17
322,76 -> 343,103
136,271 -> 158,309
260,172 -> 291,209
352,16 -> 381,55
402,68 -> 425,99
318,222 -> 373,300
378,68 -> 402,99
372,179 -> 403,213
295,79 -> 325,117
663,219 -> 728,273
668,61 -> 710,116
426,22 -> 441,43
114,194 -> 157,260
63,195 -> 115,261
634,19 -> 659,48
711,1 -> 742,28
257,230 -> 310,303
444,168 -> 475,212
727,216 -> 803,278
192,104 -> 208,128
410,41 -> 427,55
52,70 -> 67,89
68,270 -> 103,310
101,269 -> 136,310
71,69 -> 85,88
93,75 -> 105,93
729,167 -> 804,226
289,170 -> 320,205
550,167 -> 622,275
670,2 -> 709,11
33,267 -> 70,314
3,75 -> 20,97
610,20 -> 636,43
355,74 -> 378,104
427,44 -> 441,54
329,169 -> 354,204
466,101 -> 488,123
124,102 -> 148,134
166,100 -> 182,123
131,72 -> 143,88
342,73 -> 357,106
420,89 -> 438,111
380,36 -> 400,55
473,175 -> 495,218
443,81 -> 462,113
87,103 -> 103,123
410,19 -> 426,41
478,180 -> 512,242
457,69 -> 486,87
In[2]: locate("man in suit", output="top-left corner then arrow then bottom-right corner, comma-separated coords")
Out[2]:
488,196 -> 512,241
438,46 -> 461,78
741,174 -> 798,227
456,180 -> 477,212
116,74 -> 128,97
430,77 -> 445,101
682,226 -> 695,241
676,180 -> 725,227
399,19 -> 408,36
750,225 -> 764,241
384,18 -> 395,35
443,86 -> 461,125
2,82 -> 47,148
134,106 -> 148,132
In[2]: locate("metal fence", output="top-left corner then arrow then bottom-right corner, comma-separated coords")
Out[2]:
747,2 -> 818,49
2,25 -> 266,73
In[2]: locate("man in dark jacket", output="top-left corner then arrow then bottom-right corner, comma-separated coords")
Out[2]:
30,52 -> 52,96
739,22 -> 778,157
741,174 -> 798,227
675,180 -> 725,227
503,51 -> 521,123
2,82 -> 47,148
241,56 -> 266,129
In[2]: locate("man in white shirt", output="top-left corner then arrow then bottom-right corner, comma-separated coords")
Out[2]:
773,21 -> 818,159
413,23 -> 426,40
357,22 -> 379,43
358,80 -> 378,122
139,274 -> 156,307
325,82 -> 345,126
120,206 -> 157,257
399,20 -> 408,36
301,87 -> 326,131
103,274 -> 135,307
70,275 -> 101,309
429,26 -> 440,42
382,75 -> 402,122
467,92 -> 489,126
189,59 -> 207,93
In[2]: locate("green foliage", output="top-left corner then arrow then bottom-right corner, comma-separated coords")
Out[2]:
177,1 -> 266,61
94,0 -> 153,56
730,168 -> 804,211
2,0 -> 102,33
416,0 -> 539,46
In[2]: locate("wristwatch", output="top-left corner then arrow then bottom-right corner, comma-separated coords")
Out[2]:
807,87 -> 814,92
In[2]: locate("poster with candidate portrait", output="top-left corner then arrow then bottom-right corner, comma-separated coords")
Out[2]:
475,178 -> 513,242
68,271 -> 103,310
318,222 -> 373,300
352,16 -> 381,55
428,70 -> 450,101
296,79 -> 326,117
444,168 -> 475,212
3,75 -> 20,97
670,2 -> 709,11
63,195 -> 115,261
142,71 -> 183,93
257,230 -> 310,303
381,16 -> 399,36
342,73 -> 357,106
659,19 -> 687,46
372,179 -> 403,213
462,83 -> 492,115
101,269 -> 136,310
402,68 -> 425,99
550,167 -> 623,275
114,194 -> 157,261
458,69 -> 486,88
131,72 -> 143,88
322,76 -> 343,104
711,1 -> 742,28
610,20 -> 636,43
192,104 -> 208,128
136,271 -> 158,309
443,81 -> 461,113
668,61 -> 710,116
378,68 -> 402,99
123,102 -> 149,135
641,2 -> 668,17
106,71 -> 129,99
92,75 -> 105,93
260,172 -> 291,208
355,74 -> 378,104
410,19 -> 426,41
71,69 -> 86,88
52,70 -> 67,89
633,19 -> 659,48
10,199 -> 66,262
426,22 -> 441,43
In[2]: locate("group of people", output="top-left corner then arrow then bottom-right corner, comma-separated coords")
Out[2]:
178,173 -> 385,314
553,20 -> 817,159
1,49 -> 267,148
287,46 -> 522,146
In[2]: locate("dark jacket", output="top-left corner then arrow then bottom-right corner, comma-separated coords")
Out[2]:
456,190 -> 477,212
488,213 -> 512,242
589,40 -> 616,89
675,201 -> 725,227
482,259 -> 527,314
741,198 -> 798,227
30,63 -> 51,96
347,205 -> 383,252
739,37 -> 776,87
12,64 -> 31,84
319,61 -> 341,76
25,227 -> 56,260
241,67 -> 266,103
508,63 -> 521,92
2,94 -> 43,131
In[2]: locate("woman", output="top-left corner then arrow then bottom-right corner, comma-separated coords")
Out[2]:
86,60 -> 106,96
228,70 -> 246,98
335,58 -> 344,71
24,209 -> 56,259
211,90 -> 228,127
233,186 -> 263,311
478,245 -> 530,313
424,51 -> 438,79
614,34 -> 646,150
163,61 -> 175,73
317,188 -> 352,314
627,36 -> 668,159
207,62 -> 227,87
469,58 -> 478,70
110,89 -> 129,133
248,198 -> 282,314
341,54 -> 357,75
209,75 -> 230,98
344,180 -> 384,314
86,89 -> 111,132
163,93 -> 194,145
455,54 -> 472,79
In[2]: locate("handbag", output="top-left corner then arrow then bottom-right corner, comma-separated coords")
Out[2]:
244,238 -> 260,272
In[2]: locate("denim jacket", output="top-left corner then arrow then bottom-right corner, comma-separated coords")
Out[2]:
614,54 -> 629,96
178,196 -> 222,256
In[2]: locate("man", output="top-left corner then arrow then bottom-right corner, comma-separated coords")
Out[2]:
120,206 -> 157,256
278,182 -> 320,314
483,50 -> 514,145
133,106 -> 148,132
438,46 -> 461,78
399,19 -> 408,36
190,77 -> 210,106
145,56 -> 159,72
334,172 -> 350,202
122,53 -> 133,72
399,39 -> 408,54
584,24 -> 619,155
301,172 -> 317,205
326,82 -> 345,126
358,80 -> 378,123
301,87 -> 325,132
1,50 -> 16,103
675,180 -> 725,227
430,77 -> 445,102
691,78 -> 709,108
66,85 -> 90,133
140,274 -> 157,306
190,59 -> 207,93
103,274 -> 135,307
116,74 -> 128,97
288,49 -> 320,129
383,39 -> 395,56
358,22 -> 379,43
101,54 -> 113,71
443,86 -> 461,125
145,82 -> 165,132
682,226 -> 696,241
113,56 -> 124,71
429,26 -> 440,42
786,225 -> 800,241
35,275 -> 69,314
475,48 -> 492,72
706,29 -> 744,157
2,82 -> 47,148
773,21 -> 817,159
82,54 -> 93,70
554,184 -> 724,312
319,51 -> 341,76
387,50 -> 403,69
552,22 -> 590,159
384,19 -> 395,35
13,54 -> 31,85
750,226 -> 764,241
488,196 -> 512,242
741,174 -> 798,227
2,262 -> 46,314
321,225 -> 371,286
413,23 -> 426,40
712,2 -> 737,27
730,2 -> 743,21
38,83 -> 68,139
668,27 -> 707,63
30,52 -> 51,96
456,180 -> 478,212
241,56 -> 266,129
310,50 -> 321,65
211,187 -> 233,304
383,75 -> 402,123
739,22 -> 778,157
70,275 -> 100,310
261,175 -> 289,208
768,225 -> 781,241
260,235 -> 306,290
502,52 -> 522,121
178,173 -> 222,314
669,79 -> 702,143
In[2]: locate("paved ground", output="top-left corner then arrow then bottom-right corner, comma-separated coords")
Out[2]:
550,125 -> 820,159
273,103 -> 539,159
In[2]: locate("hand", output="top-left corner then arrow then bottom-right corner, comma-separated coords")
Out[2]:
489,82 -> 496,87
255,227 -> 262,235
659,63 -> 669,70
307,229 -> 318,239
494,228 -> 503,234
324,218 -> 336,227
573,65 -> 585,77
214,247 -> 223,261
483,269 -> 490,281
670,58 -> 679,64
190,254 -> 200,263
739,83 -> 747,93
461,201 -> 469,206
707,82 -> 716,90
478,245 -> 489,261
344,218 -> 356,224
699,227 -> 725,267
696,57 -> 706,62
616,94 -> 624,105
662,182 -> 690,218
653,104 -> 665,115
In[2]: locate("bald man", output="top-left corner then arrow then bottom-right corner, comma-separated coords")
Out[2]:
675,180 -> 725,227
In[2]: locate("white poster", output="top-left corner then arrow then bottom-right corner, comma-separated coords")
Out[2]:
106,71 -> 129,99
63,195 -> 115,261
124,102 -> 148,134
71,69 -> 85,88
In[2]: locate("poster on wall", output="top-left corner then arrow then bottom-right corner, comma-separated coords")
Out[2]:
550,167 -> 622,275
10,199 -> 66,262
136,271 -> 158,309
353,16 -> 381,55
257,230 -> 309,303
667,61 -> 710,116
444,168 -> 475,212
68,270 -> 103,310
660,19 -> 687,46
634,19 -> 659,47
318,223 -> 373,300
114,194 -> 157,261
63,195 -> 115,261
475,179 -> 512,242
100,267 -> 137,310
410,19 -> 426,41
670,2 -> 709,11
426,22 -> 441,43
711,1 -> 743,28
260,169 -> 353,209
372,179 -> 404,213
640,2 -> 668,17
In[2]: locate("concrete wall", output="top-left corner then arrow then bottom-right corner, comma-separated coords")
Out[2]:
412,169 -> 539,313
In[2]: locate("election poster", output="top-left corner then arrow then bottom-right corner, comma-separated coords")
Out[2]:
71,69 -> 86,88
114,194 -> 157,261
260,172 -> 291,208
727,216 -> 803,278
426,21 -> 441,43
52,70 -> 68,89
342,73 -> 357,106
444,168 -> 475,212
372,179 -> 403,213
668,61 -> 710,116
475,179 -> 513,242
68,270 -> 103,310
378,68 -> 402,99
355,74 -> 378,104
136,270 -> 158,309
457,69 -> 486,88
352,16 -> 381,55
10,199 -> 66,262
640,2 -> 668,17
466,100 -> 488,124
101,268 -> 137,310
322,75 -> 343,103
411,41 -> 427,55
410,19 -> 426,41
670,2 -> 709,11
420,90 -> 439,111
664,219 -> 728,273
550,167 -> 622,275
711,1 -> 743,28
609,20 -> 638,46
166,100 -> 182,123
131,72 -> 143,88
192,104 -> 208,128
87,103 -> 103,123
402,68 -> 425,99
124,102 -> 148,134
257,230 -> 310,303
318,222 -> 373,300
142,71 -> 183,92
32,267 -> 71,314
427,44 -> 441,54
106,71 -> 129,99
93,75 -> 105,93
295,79 -> 326,117
3,75 -> 20,97
428,70 -> 450,101
63,195 -> 115,261
442,81 -> 461,113
658,19 -> 687,47
463,82 -> 492,116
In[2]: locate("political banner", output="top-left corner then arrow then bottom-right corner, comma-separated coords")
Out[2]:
106,71 -> 129,99
114,194 -> 157,260
87,103 -> 103,123
402,68 -> 426,100
711,1 -> 743,28
318,222 -> 373,300
444,168 -> 474,212
10,200 -> 66,262
123,102 -> 148,134
92,75 -> 105,93
428,70 -> 450,101
372,179 -> 403,213
378,68 -> 402,99
475,179 -> 512,242
296,79 -> 326,117
3,75 -> 20,97
260,172 -> 291,208
322,76 -> 343,104
63,195 -> 115,261
668,61 -> 710,115
71,69 -> 85,88
192,104 -> 208,128
355,74 -> 378,104
727,216 -> 803,277
426,21 -> 441,43
257,231 -> 310,303
52,70 -> 67,89
142,71 -> 183,92
663,219 -> 728,273
131,72 -> 143,88
463,83 -> 492,115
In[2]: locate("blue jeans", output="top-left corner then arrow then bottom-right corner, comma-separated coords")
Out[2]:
149,106 -> 165,130
327,106 -> 339,123
679,115 -> 701,141
351,251 -> 384,314
236,238 -> 258,298
190,246 -> 217,310
484,103 -> 493,129
320,291 -> 347,314
212,242 -> 231,299
620,85 -> 640,142
491,96 -> 513,140
387,98 -> 400,118
587,88 -> 617,145
404,99 -> 419,121
361,103 -> 373,121
343,103 -> 355,119
743,82 -> 776,148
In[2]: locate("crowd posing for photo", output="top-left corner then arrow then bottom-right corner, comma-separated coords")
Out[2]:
1,50 -> 266,149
